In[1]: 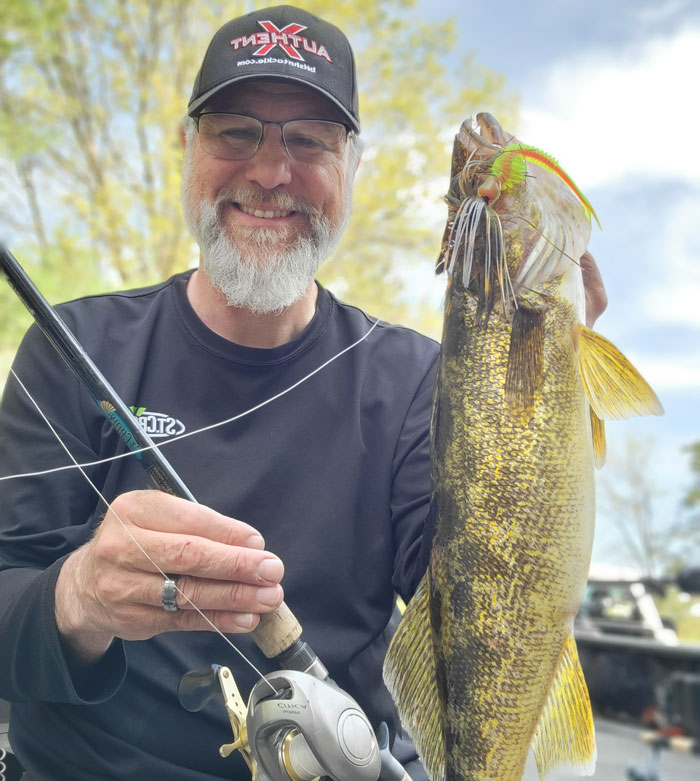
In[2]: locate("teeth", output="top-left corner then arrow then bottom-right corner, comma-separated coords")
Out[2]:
239,204 -> 293,219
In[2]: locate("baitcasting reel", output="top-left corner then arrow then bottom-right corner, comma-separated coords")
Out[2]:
247,669 -> 380,781
180,663 -> 409,781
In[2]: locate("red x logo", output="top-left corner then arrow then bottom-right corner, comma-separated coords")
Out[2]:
254,21 -> 307,61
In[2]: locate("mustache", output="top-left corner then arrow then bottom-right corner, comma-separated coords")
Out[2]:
214,185 -> 320,219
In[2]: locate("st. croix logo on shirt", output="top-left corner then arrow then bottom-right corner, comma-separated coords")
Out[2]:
230,20 -> 333,63
129,406 -> 186,438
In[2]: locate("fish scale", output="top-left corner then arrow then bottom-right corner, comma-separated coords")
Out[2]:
432,293 -> 594,780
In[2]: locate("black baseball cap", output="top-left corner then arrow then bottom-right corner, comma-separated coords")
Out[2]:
188,5 -> 360,133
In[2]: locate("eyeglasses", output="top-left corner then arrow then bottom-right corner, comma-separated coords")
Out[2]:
195,112 -> 350,165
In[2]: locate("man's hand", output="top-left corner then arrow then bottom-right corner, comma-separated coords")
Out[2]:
580,251 -> 608,327
55,490 -> 284,662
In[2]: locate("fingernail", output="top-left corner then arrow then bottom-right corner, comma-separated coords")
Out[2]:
257,585 -> 282,607
246,534 -> 265,550
257,558 -> 284,583
255,586 -> 282,607
234,613 -> 254,629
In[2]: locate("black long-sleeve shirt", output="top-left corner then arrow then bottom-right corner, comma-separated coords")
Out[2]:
0,272 -> 438,779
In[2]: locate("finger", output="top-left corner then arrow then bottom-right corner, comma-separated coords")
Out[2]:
109,491 -> 266,549
138,574 -> 285,613
172,608 -> 261,634
580,251 -> 602,284
580,251 -> 608,327
107,604 -> 261,639
71,561 -> 278,641
108,525 -> 285,585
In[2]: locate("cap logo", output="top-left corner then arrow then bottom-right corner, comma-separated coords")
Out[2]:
230,20 -> 333,63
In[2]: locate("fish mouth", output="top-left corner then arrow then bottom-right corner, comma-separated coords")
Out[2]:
436,114 -> 517,317
461,113 -> 517,151
448,113 -> 518,206
437,115 -> 512,243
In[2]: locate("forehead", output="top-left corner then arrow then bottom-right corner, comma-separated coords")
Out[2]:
203,80 -> 345,123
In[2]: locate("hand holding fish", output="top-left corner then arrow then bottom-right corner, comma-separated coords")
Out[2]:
54,490 -> 284,662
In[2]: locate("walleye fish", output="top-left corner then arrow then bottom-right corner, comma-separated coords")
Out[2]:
384,113 -> 663,781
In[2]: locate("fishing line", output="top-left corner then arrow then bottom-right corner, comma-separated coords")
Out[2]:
0,317 -> 380,484
512,212 -> 583,269
11,368 -> 278,693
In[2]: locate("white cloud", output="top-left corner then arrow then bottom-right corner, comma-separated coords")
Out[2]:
515,28 -> 700,342
634,354 -> 700,390
517,26 -> 700,189
641,192 -> 700,327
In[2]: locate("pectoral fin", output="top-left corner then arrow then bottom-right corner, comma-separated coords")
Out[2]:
531,633 -> 597,778
383,574 -> 445,781
575,324 -> 663,420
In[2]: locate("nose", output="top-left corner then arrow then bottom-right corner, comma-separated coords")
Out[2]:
244,126 -> 293,190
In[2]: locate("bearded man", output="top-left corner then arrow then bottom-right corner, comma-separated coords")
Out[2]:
0,6 -> 438,779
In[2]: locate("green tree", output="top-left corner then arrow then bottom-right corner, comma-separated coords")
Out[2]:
0,0 -> 516,383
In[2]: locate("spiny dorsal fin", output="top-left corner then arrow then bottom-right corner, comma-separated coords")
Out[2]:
531,633 -> 597,778
383,575 -> 445,781
590,407 -> 606,468
505,308 -> 545,417
574,324 -> 664,420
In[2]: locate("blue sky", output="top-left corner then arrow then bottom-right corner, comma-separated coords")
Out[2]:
415,0 -> 700,569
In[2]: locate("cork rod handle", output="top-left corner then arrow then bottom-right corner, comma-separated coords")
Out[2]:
251,601 -> 303,658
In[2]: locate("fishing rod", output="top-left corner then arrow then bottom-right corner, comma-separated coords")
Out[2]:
0,245 -> 304,656
0,246 -> 408,781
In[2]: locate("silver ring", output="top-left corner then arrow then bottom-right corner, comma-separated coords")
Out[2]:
162,577 -> 179,612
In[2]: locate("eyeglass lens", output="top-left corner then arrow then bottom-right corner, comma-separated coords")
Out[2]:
197,113 -> 347,164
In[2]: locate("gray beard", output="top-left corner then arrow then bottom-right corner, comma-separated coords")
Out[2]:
182,182 -> 350,315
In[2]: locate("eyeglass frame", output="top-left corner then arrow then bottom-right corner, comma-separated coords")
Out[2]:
193,111 -> 353,164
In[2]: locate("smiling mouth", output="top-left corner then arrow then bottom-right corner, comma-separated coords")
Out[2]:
236,203 -> 296,219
